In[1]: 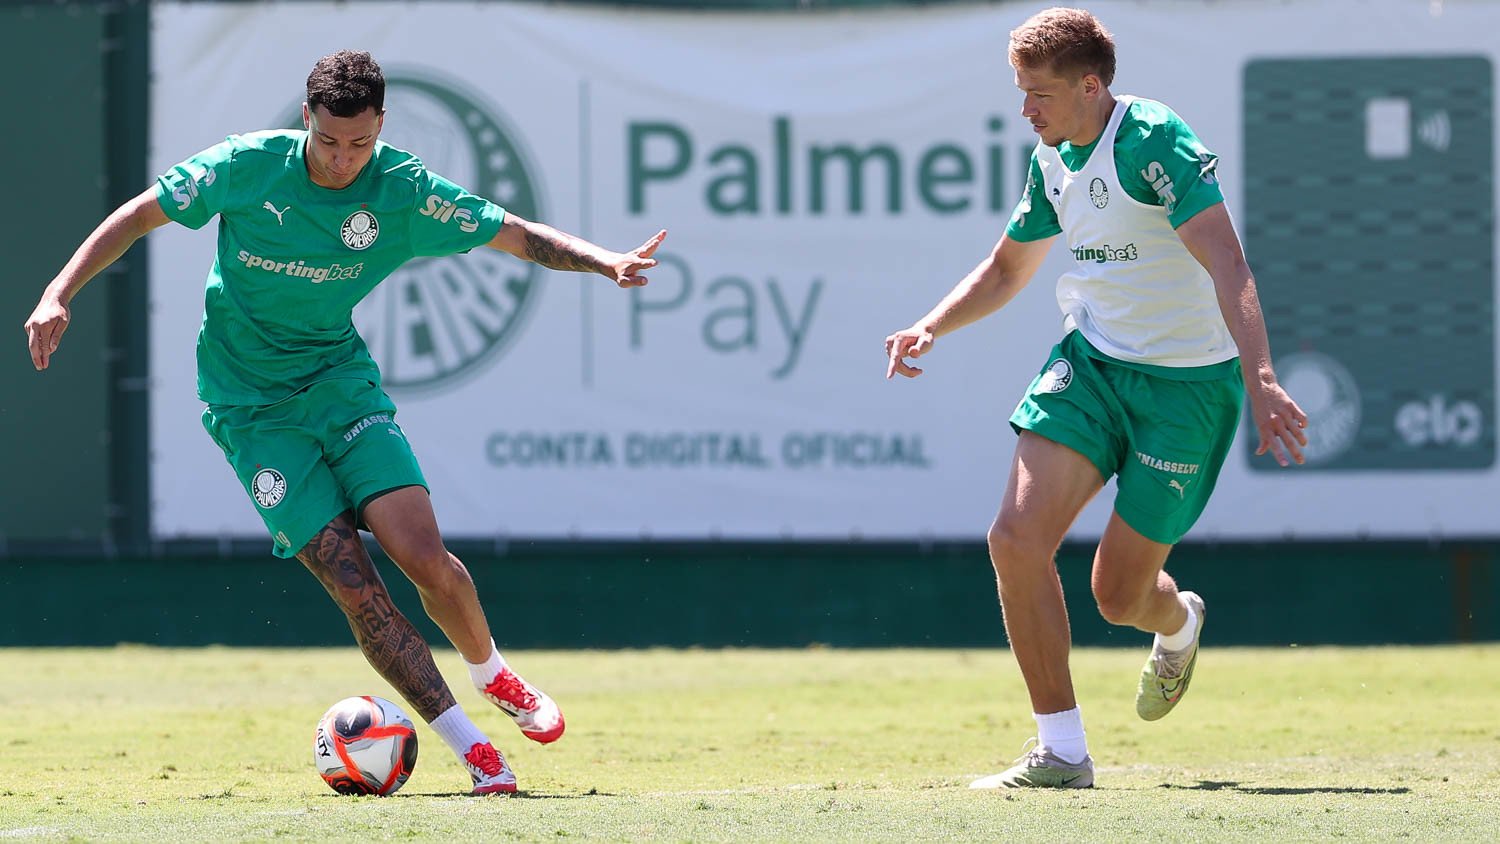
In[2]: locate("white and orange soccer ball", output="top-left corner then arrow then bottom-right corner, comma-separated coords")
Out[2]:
313,696 -> 419,796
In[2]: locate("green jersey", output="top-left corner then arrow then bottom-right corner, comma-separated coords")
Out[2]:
155,130 -> 506,405
1006,97 -> 1224,242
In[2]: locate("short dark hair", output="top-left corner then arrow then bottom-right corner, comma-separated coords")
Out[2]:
1009,7 -> 1116,86
306,50 -> 385,117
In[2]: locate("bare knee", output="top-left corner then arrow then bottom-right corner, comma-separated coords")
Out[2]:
400,546 -> 474,599
987,518 -> 1057,583
1092,579 -> 1147,627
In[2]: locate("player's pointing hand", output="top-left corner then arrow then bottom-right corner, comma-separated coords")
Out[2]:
24,295 -> 70,371
612,229 -> 667,289
885,326 -> 935,379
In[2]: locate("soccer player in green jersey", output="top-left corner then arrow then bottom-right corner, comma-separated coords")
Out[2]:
24,51 -> 666,795
884,8 -> 1309,788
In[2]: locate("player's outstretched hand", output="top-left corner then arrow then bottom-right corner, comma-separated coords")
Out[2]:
885,326 -> 935,379
24,296 -> 70,371
611,229 -> 667,289
1250,382 -> 1308,467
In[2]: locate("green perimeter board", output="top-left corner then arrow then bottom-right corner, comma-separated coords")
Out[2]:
1243,57 -> 1495,470
0,6 -> 112,542
1,541 -> 1494,647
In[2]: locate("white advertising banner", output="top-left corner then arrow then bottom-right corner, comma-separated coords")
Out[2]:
150,1 -> 1500,541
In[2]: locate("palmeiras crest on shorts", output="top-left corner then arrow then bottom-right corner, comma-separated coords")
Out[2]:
280,71 -> 542,394
341,210 -> 380,250
252,468 -> 288,508
1038,358 -> 1073,393
1089,178 -> 1109,209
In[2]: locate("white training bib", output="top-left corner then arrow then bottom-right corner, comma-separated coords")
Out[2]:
1035,96 -> 1237,367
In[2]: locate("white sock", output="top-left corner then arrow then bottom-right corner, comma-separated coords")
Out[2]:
1035,707 -> 1087,764
465,639 -> 507,689
429,704 -> 491,760
1156,594 -> 1199,652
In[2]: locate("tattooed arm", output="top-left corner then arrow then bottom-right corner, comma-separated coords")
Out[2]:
486,213 -> 667,289
297,514 -> 457,723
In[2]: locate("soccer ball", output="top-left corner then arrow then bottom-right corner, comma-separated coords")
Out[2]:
313,696 -> 419,796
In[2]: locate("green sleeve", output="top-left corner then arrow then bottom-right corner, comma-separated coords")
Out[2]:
1117,100 -> 1225,228
1003,151 -> 1061,242
408,168 -> 507,258
154,137 -> 238,230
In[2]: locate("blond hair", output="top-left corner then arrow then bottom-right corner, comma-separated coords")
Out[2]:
1008,7 -> 1116,85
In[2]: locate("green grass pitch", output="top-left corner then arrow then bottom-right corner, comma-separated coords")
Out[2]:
2,646 -> 1498,840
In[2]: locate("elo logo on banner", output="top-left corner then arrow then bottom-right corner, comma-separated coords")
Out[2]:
281,72 -> 543,393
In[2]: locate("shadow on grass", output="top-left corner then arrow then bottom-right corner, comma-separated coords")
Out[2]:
388,789 -> 621,799
1160,781 -> 1411,795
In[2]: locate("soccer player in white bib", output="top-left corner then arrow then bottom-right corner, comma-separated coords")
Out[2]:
884,8 -> 1308,788
25,51 -> 667,795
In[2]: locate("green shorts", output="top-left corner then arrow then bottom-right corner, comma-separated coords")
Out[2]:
1009,331 -> 1243,544
202,378 -> 428,559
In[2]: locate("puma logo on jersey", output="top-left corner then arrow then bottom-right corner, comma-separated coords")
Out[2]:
1168,479 -> 1191,498
1140,161 -> 1177,212
263,202 -> 290,225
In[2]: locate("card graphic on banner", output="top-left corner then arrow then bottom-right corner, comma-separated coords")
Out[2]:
1243,57 -> 1495,470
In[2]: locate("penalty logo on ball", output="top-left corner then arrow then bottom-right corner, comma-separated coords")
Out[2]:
314,696 -> 419,796
251,468 -> 287,508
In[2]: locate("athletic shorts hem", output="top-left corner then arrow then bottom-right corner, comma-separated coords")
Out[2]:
1112,500 -> 1184,545
354,482 -> 430,529
1010,417 -> 1113,484
271,501 -> 352,560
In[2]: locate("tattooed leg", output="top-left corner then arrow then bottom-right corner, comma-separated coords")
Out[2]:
296,512 -> 457,723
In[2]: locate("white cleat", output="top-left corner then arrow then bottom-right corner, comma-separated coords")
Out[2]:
970,739 -> 1095,789
463,741 -> 517,795
479,666 -> 566,744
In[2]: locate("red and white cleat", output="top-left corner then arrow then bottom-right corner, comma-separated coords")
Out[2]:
463,742 -> 517,795
479,666 -> 566,744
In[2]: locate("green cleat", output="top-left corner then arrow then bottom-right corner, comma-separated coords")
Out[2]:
1136,590 -> 1206,721
969,739 -> 1095,789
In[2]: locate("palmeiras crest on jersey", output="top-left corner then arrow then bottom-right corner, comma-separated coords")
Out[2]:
341,210 -> 380,250
1088,177 -> 1109,209
281,71 -> 543,393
